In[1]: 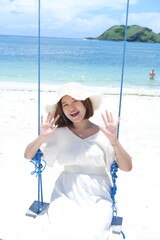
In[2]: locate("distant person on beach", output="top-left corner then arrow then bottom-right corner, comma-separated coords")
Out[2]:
149,69 -> 155,80
24,82 -> 132,240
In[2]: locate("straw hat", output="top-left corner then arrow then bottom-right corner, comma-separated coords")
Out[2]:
45,82 -> 103,112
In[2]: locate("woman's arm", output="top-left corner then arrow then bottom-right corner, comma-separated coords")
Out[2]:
110,140 -> 132,171
100,110 -> 132,172
24,112 -> 59,159
24,135 -> 48,159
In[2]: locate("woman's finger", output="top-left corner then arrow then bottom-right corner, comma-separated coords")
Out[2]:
49,114 -> 60,128
105,110 -> 115,124
53,114 -> 60,124
41,115 -> 43,125
46,112 -> 51,123
105,110 -> 111,123
101,113 -> 108,127
110,112 -> 114,123
51,111 -> 55,119
49,112 -> 55,125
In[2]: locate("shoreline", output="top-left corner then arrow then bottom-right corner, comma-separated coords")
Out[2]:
1,81 -> 160,97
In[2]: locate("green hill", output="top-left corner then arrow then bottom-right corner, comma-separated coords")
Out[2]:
95,25 -> 160,43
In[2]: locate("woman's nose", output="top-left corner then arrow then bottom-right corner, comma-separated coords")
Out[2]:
69,103 -> 76,111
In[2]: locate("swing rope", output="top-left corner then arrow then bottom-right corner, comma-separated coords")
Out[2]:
117,0 -> 130,138
28,0 -> 47,215
110,0 -> 130,238
38,0 -> 41,136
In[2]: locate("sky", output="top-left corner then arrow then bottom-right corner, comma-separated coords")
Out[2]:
0,0 -> 160,38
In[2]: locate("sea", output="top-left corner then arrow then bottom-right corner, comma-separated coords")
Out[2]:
0,35 -> 160,96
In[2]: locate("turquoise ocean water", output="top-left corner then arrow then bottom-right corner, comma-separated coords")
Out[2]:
0,35 -> 160,95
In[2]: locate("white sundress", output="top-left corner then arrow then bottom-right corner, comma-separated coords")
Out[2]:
41,127 -> 115,240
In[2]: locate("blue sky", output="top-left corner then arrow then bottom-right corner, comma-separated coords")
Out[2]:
0,0 -> 160,38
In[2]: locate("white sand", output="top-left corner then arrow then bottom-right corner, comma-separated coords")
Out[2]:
0,89 -> 160,240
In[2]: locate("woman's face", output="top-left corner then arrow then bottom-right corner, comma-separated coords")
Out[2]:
61,95 -> 86,123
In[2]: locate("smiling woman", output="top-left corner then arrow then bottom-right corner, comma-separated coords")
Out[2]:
24,82 -> 132,240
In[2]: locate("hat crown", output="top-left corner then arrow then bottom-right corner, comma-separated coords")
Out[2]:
57,82 -> 85,102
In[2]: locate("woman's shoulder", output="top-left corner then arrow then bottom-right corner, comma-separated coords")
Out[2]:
89,122 -> 100,135
57,126 -> 69,134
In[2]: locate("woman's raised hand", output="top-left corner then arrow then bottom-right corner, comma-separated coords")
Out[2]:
40,112 -> 59,138
100,110 -> 120,146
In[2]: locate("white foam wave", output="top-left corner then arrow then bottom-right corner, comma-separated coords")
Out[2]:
0,81 -> 160,97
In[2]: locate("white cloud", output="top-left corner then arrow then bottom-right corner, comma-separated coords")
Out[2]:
0,0 -> 125,35
43,14 -> 119,37
40,0 -> 138,20
128,12 -> 160,33
1,0 -> 154,37
0,0 -> 135,17
75,15 -> 118,32
36,0 -> 128,30
0,0 -> 37,12
39,0 -> 129,36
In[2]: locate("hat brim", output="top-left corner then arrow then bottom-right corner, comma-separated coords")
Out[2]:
45,94 -> 103,113
45,82 -> 103,113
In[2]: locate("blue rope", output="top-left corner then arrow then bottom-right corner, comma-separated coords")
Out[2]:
30,150 -> 46,175
121,231 -> 126,239
38,0 -> 41,136
110,0 -> 130,239
30,149 -> 46,213
117,0 -> 130,138
110,161 -> 118,216
29,0 -> 46,214
32,0 -> 45,214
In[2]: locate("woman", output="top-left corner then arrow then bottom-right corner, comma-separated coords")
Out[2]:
25,82 -> 132,240
149,69 -> 155,80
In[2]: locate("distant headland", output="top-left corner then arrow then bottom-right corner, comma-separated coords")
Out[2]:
85,25 -> 160,43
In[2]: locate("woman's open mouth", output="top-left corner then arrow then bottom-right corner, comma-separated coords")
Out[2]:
70,111 -> 79,117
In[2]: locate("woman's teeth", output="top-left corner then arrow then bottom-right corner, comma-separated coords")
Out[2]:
71,111 -> 79,117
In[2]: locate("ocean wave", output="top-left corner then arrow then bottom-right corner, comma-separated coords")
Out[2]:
0,81 -> 160,97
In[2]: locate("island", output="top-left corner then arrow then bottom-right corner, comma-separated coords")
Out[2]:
85,25 -> 160,43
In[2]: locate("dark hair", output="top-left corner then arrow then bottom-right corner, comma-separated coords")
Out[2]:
54,98 -> 94,127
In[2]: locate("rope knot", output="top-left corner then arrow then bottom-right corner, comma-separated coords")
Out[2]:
30,149 -> 46,176
110,160 -> 119,214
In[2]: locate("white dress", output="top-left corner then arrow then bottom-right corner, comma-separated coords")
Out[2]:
42,127 -> 115,240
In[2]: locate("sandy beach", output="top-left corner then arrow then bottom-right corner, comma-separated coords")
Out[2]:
0,88 -> 160,240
